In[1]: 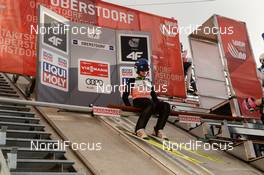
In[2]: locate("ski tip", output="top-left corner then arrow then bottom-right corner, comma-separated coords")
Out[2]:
143,137 -> 150,140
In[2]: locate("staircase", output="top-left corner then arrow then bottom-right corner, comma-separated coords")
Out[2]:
0,73 -> 83,175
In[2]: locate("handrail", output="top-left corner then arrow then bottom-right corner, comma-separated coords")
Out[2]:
0,97 -> 244,122
108,104 -> 244,121
0,97 -> 92,113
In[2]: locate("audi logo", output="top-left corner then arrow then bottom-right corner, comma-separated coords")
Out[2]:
85,78 -> 104,86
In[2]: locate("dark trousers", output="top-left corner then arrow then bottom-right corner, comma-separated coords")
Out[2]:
133,98 -> 170,132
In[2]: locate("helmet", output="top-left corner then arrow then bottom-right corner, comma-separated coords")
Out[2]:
134,58 -> 149,73
242,97 -> 257,113
259,53 -> 264,63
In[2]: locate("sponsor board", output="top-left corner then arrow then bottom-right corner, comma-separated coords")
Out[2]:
72,39 -> 115,51
2,2 -> 185,100
217,16 -> 262,119
119,66 -> 152,96
119,66 -> 151,84
119,66 -> 135,95
78,59 -> 110,93
178,115 -> 201,124
118,34 -> 150,63
40,8 -> 69,55
40,49 -> 69,91
120,66 -> 135,84
93,106 -> 121,117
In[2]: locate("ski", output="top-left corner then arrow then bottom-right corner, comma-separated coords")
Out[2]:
148,133 -> 223,163
116,125 -> 203,164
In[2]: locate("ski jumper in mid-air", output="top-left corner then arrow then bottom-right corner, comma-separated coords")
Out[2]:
122,58 -> 170,140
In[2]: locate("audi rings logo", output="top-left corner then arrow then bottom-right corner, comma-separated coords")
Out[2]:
85,78 -> 104,87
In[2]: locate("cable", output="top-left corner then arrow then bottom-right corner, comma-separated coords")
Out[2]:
123,0 -> 216,7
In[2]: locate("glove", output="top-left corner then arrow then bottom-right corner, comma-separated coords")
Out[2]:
242,97 -> 257,112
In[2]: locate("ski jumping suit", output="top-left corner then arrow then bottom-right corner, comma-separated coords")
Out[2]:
122,77 -> 170,132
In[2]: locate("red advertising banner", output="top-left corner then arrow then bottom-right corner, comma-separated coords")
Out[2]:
96,1 -> 140,31
140,15 -> 185,97
0,0 -> 96,76
96,1 -> 186,98
0,0 -> 36,75
217,16 -> 262,119
37,0 -> 96,24
80,60 -> 109,77
0,0 -> 186,98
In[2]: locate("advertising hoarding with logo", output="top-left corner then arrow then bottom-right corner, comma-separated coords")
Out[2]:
120,66 -> 135,86
69,22 -> 119,106
190,15 -> 262,119
37,6 -> 70,104
1,0 -> 186,99
78,59 -> 110,94
41,13 -> 69,54
0,0 -> 96,76
40,49 -> 68,91
119,34 -> 150,63
217,16 -> 262,119
37,6 -> 119,106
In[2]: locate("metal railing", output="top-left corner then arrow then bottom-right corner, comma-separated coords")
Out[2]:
0,97 -> 92,113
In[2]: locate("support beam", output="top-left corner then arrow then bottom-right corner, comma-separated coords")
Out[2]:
227,141 -> 256,161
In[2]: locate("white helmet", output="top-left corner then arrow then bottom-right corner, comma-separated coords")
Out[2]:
260,53 -> 264,62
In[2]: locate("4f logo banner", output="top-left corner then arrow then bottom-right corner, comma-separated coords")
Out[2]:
119,35 -> 149,63
42,13 -> 69,54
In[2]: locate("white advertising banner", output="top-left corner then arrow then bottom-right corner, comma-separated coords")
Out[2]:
40,49 -> 69,92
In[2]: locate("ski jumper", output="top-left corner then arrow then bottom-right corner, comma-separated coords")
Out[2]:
122,77 -> 170,132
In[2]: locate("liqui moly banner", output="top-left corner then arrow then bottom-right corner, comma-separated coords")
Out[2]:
1,0 -> 185,98
41,49 -> 68,91
217,16 -> 262,119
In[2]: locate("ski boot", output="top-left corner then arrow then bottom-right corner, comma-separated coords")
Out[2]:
153,129 -> 169,140
136,129 -> 149,140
